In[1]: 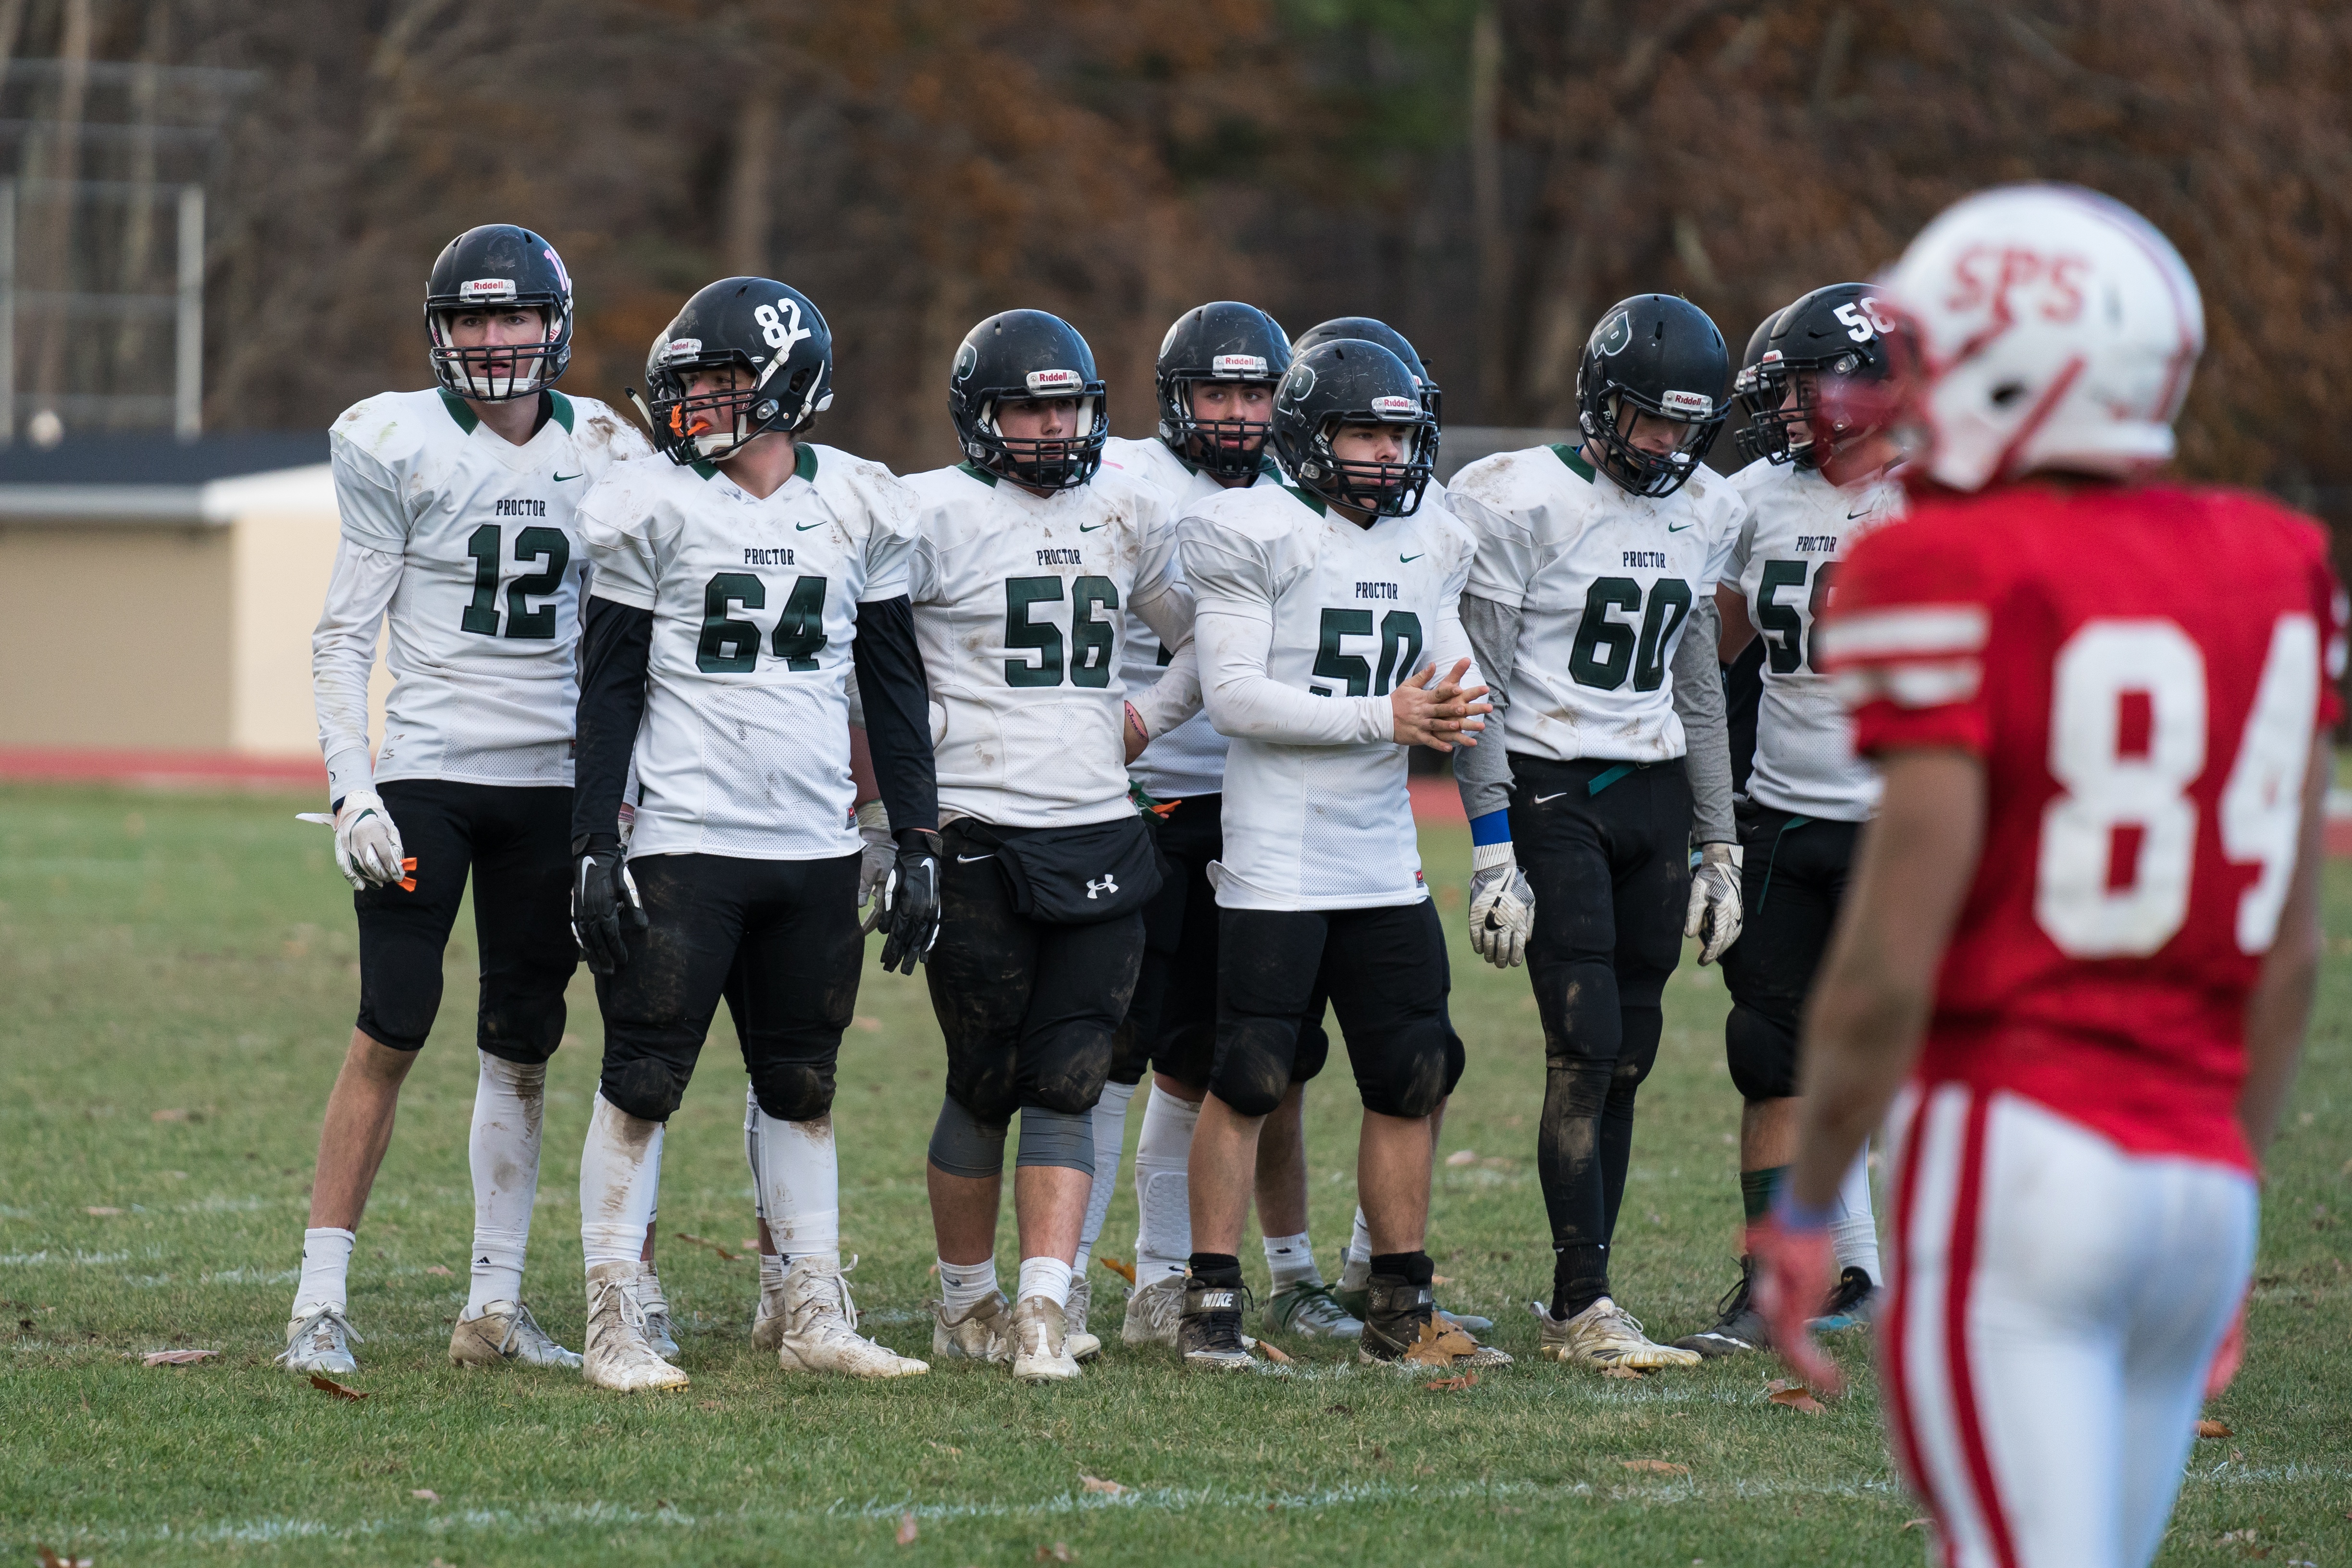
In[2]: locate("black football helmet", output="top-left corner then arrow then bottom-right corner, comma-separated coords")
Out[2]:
1733,302 -> 1795,464
424,224 -> 573,402
949,309 -> 1108,490
1155,301 -> 1290,482
1574,294 -> 1729,497
1270,339 -> 1436,518
1746,283 -> 1897,469
633,278 -> 833,465
1291,317 -> 1441,426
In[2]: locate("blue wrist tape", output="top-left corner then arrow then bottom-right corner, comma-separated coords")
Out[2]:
1469,809 -> 1512,847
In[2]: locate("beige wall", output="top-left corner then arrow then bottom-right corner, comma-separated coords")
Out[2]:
0,467 -> 388,757
0,522 -> 236,748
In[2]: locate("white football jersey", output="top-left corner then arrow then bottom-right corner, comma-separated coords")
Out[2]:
1723,457 -> 1906,820
1101,435 -> 1280,800
1181,482 -> 1477,912
1448,444 -> 1744,764
325,388 -> 648,787
577,442 -> 918,861
905,460 -> 1192,830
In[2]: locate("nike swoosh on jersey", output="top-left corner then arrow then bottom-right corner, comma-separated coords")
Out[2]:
1666,522 -> 1694,532
1846,509 -> 1869,520
795,520 -> 827,531
1079,522 -> 1107,532
1400,553 -> 1423,563
552,471 -> 583,482
955,852 -> 996,863
1531,790 -> 1570,804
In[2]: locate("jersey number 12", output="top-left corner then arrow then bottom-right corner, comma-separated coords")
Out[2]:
461,524 -> 568,640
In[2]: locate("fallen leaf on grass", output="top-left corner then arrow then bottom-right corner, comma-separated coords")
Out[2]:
1095,1256 -> 1137,1285
1620,1459 -> 1689,1475
1431,1275 -> 1456,1286
1599,1365 -> 1648,1381
308,1372 -> 368,1401
85,1207 -> 123,1217
34,1547 -> 93,1568
674,1233 -> 740,1261
1254,1339 -> 1295,1365
1034,1545 -> 1074,1563
1765,1379 -> 1826,1414
142,1348 -> 218,1366
1400,1316 -> 1479,1366
1423,1372 -> 1478,1393
854,1015 -> 882,1032
1079,1474 -> 1127,1496
927,1441 -> 962,1456
895,1511 -> 918,1545
422,1265 -> 452,1277
2220,1528 -> 2257,1544
1901,1518 -> 1934,1532
151,1108 -> 191,1123
742,1239 -> 761,1253
2197,1419 -> 2233,1439
1444,1149 -> 1479,1166
411,1488 -> 439,1502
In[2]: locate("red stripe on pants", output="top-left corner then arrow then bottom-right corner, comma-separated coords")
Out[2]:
1879,1090 -> 1937,1554
1943,1089 -> 2020,1568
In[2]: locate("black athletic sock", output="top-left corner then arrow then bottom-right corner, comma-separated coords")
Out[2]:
1551,1242 -> 1609,1321
1368,1250 -> 1433,1286
1187,1252 -> 1243,1288
1741,1165 -> 1788,1224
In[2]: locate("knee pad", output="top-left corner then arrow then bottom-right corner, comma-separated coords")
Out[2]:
1208,1023 -> 1292,1119
1289,1014 -> 1332,1086
750,1061 -> 837,1124
927,1096 -> 1009,1179
601,1056 -> 688,1124
1359,1021 -> 1451,1121
1025,1031 -> 1113,1117
1441,1025 -> 1466,1099
1725,1004 -> 1799,1102
1014,1103 -> 1095,1175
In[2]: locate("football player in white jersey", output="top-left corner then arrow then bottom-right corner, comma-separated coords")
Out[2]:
1175,339 -> 1509,1372
1674,284 -> 1908,1359
1447,294 -> 1745,1370
907,309 -> 1202,1383
286,225 -> 645,1376
565,279 -> 943,1392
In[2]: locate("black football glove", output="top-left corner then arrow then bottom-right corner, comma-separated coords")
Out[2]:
572,848 -> 647,975
877,828 -> 942,976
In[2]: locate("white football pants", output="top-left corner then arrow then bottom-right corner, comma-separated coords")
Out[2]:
1882,1084 -> 2253,1568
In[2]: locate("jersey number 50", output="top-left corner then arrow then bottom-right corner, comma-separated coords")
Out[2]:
2036,615 -> 2318,959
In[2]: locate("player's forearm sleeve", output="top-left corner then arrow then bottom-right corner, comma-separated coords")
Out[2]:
1196,607 -> 1391,746
1128,582 -> 1202,739
1673,594 -> 1735,844
849,594 -> 939,834
572,595 -> 653,856
1454,592 -> 1521,821
311,538 -> 402,804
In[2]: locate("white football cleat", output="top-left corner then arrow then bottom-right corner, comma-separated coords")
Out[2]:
631,1261 -> 680,1358
582,1261 -> 689,1393
1120,1274 -> 1184,1348
751,1271 -> 786,1353
1010,1294 -> 1081,1383
1061,1272 -> 1102,1362
1537,1296 -> 1700,1370
931,1291 -> 1015,1365
277,1306 -> 361,1374
448,1300 -> 581,1370
771,1257 -> 927,1378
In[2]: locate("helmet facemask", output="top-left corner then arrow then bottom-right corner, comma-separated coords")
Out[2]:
1165,364 -> 1277,482
1580,387 -> 1721,498
648,351 -> 818,463
428,299 -> 567,403
973,383 -> 1108,490
1291,400 -> 1434,518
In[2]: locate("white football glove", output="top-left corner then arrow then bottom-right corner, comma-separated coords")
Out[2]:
854,799 -> 894,934
1685,841 -> 1744,965
1467,841 -> 1536,970
296,789 -> 408,891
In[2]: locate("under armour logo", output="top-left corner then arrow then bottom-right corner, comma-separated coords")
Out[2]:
1086,874 -> 1119,900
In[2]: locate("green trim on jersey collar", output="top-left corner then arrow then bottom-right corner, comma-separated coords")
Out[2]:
1281,482 -> 1327,517
1550,442 -> 1596,482
691,458 -> 720,482
439,389 -> 479,434
955,459 -> 999,488
796,441 -> 818,482
547,391 -> 574,433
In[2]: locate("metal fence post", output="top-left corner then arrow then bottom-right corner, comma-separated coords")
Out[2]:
174,182 -> 201,440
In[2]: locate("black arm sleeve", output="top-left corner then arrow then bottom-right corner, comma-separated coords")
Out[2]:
571,595 -> 654,857
849,594 -> 939,835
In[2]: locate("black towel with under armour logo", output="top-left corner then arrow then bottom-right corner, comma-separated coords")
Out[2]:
944,814 -> 1161,925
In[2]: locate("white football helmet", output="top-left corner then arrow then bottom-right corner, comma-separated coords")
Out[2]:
1877,183 -> 2203,493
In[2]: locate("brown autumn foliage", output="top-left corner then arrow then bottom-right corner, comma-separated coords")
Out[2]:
1,0 -> 2343,520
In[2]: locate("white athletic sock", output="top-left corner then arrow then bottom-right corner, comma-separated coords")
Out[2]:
1338,1207 -> 1375,1290
1832,1144 -> 1881,1283
1077,1080 -> 1135,1269
1264,1231 -> 1321,1290
293,1226 -> 356,1317
939,1256 -> 1000,1316
744,1086 -> 767,1223
753,1106 -> 840,1268
463,1052 -> 545,1317
579,1092 -> 665,1272
1131,1085 -> 1200,1283
1017,1254 -> 1074,1308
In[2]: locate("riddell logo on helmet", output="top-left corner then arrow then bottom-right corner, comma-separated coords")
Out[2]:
1026,369 -> 1082,394
1371,395 -> 1418,419
1660,390 -> 1713,417
459,278 -> 517,302
665,337 -> 703,361
1212,354 -> 1269,378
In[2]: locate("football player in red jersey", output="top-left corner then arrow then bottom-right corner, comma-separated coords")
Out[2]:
1751,184 -> 2344,1568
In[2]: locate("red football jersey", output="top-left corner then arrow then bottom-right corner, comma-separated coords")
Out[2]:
1820,481 -> 2344,1169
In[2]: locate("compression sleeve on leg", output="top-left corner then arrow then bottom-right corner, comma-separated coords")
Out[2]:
928,1096 -> 1010,1180
1015,1103 -> 1096,1175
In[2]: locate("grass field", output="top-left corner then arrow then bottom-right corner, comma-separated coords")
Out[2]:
2,781 -> 2347,1567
